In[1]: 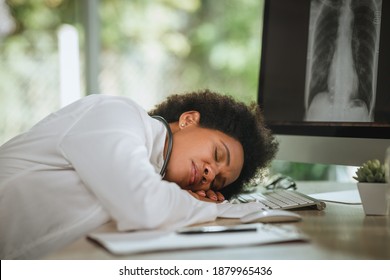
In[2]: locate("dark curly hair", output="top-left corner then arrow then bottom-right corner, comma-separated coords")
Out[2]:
148,89 -> 279,199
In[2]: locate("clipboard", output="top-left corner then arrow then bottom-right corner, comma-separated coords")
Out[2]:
88,223 -> 308,255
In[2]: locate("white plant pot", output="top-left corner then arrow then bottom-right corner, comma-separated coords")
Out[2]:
357,183 -> 390,215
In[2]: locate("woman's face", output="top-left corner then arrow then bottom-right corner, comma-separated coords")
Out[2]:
164,112 -> 244,193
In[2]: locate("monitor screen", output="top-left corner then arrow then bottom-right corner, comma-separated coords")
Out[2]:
258,0 -> 390,166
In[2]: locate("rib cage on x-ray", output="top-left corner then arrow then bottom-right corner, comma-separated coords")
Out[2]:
305,0 -> 381,121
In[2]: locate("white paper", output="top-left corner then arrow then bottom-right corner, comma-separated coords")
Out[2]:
88,223 -> 307,255
309,190 -> 361,205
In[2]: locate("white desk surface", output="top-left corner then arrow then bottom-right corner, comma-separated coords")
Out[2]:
45,181 -> 390,260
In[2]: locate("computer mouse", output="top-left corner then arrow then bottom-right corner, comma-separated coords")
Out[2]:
240,209 -> 302,223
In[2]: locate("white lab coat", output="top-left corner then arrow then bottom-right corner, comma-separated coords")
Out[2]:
0,94 -> 218,259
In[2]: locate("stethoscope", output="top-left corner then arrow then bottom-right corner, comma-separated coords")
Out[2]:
152,116 -> 173,176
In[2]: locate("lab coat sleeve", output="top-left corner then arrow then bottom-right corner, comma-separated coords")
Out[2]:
59,98 -> 218,231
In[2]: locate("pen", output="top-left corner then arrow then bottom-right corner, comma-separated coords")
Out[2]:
176,225 -> 258,234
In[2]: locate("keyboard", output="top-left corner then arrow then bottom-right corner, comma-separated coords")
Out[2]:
231,189 -> 326,211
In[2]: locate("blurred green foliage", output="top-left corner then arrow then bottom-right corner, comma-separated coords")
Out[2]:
1,0 -> 263,146
270,160 -> 331,181
97,0 -> 263,103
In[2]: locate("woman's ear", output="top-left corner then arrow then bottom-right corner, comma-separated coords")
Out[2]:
178,111 -> 200,129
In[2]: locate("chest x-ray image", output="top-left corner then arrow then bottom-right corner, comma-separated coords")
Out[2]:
305,0 -> 382,122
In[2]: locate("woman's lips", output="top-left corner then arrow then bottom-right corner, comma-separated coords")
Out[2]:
189,161 -> 198,187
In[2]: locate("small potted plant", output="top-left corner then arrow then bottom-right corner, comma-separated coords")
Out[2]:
353,159 -> 390,215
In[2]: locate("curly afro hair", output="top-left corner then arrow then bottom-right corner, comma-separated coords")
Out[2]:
148,89 -> 279,199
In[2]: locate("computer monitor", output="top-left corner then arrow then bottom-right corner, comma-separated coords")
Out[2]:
258,0 -> 390,167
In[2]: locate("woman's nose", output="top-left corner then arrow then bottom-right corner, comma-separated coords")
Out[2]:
202,166 -> 216,185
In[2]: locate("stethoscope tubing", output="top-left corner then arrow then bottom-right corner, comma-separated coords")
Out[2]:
151,115 -> 173,176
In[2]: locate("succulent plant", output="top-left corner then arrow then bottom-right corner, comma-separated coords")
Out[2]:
353,159 -> 386,183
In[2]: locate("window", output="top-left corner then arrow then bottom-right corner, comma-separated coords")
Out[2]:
0,0 -> 82,144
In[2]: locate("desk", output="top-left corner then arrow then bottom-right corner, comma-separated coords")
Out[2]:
45,182 -> 390,260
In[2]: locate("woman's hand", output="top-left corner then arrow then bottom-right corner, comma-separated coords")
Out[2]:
187,190 -> 225,203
